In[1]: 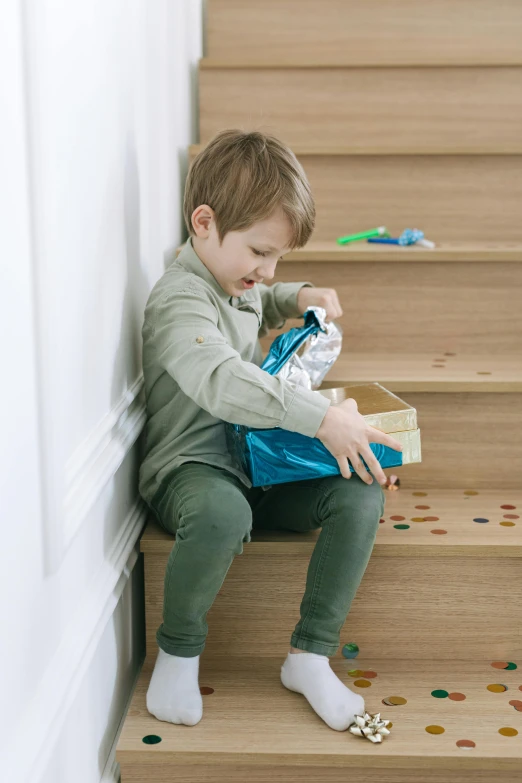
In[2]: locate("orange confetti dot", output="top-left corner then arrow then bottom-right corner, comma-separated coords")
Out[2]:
362,670 -> 378,678
415,505 -> 430,510
448,692 -> 466,701
390,515 -> 405,521
431,529 -> 448,534
456,739 -> 476,749
491,661 -> 510,669
509,700 -> 522,711
424,516 -> 439,521
200,686 -> 214,695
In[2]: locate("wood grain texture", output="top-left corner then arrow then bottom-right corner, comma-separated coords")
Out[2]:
206,0 -> 522,66
260,261 -> 522,354
117,659 -> 522,776
199,67 -> 522,153
283,156 -> 522,241
140,489 -> 522,663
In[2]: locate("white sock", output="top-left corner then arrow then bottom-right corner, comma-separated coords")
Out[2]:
146,648 -> 203,726
280,651 -> 365,731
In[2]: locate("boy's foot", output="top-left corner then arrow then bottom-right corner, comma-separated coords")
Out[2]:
280,651 -> 365,731
146,648 -> 203,725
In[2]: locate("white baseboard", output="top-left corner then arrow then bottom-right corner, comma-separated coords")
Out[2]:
4,496 -> 148,783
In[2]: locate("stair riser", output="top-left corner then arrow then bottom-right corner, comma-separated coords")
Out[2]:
143,554 -> 521,666
119,762 -> 522,783
199,69 -> 522,153
189,150 -> 522,241
260,261 -> 522,354
207,0 -> 522,66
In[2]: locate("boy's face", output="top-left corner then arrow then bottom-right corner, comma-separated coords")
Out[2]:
191,205 -> 294,298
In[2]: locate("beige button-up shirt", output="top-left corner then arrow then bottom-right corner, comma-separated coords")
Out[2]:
138,236 -> 331,505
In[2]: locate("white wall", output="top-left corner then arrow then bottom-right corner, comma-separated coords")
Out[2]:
0,1 -> 204,781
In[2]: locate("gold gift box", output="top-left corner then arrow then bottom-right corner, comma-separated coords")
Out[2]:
318,382 -> 422,466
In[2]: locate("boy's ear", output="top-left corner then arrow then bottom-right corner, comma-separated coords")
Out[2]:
192,204 -> 214,237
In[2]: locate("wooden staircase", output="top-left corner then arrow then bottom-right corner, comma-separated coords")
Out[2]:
116,1 -> 522,779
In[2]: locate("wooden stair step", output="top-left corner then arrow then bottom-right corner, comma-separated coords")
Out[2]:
315,353 -> 522,392
279,241 -> 522,263
188,150 -> 522,241
141,490 -> 521,663
116,656 -> 522,782
199,66 -> 522,153
206,0 -> 522,67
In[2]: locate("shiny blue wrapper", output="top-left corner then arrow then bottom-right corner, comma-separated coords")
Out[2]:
225,306 -> 403,487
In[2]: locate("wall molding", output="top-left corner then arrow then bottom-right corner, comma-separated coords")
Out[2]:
3,496 -> 148,783
64,374 -> 146,551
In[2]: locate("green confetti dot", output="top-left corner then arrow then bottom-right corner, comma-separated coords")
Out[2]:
505,662 -> 518,670
394,524 -> 410,530
142,735 -> 162,744
342,643 -> 359,659
431,689 -> 449,698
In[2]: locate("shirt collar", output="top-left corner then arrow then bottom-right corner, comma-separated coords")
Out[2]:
175,236 -> 257,306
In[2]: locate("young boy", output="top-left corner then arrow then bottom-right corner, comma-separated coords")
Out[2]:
139,129 -> 402,731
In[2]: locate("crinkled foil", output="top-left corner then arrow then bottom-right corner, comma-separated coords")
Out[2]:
274,306 -> 343,390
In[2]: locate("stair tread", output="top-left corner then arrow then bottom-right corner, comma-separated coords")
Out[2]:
178,236 -> 522,262
116,656 -> 522,770
141,490 -> 522,556
318,353 -> 522,392
282,240 -> 522,262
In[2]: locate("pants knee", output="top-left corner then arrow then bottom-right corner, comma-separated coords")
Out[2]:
332,477 -> 385,529
188,490 -> 253,547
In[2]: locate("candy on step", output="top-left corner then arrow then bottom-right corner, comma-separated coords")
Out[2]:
349,711 -> 392,743
337,226 -> 389,244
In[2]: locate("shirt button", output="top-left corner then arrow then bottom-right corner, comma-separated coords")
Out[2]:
196,335 -> 204,344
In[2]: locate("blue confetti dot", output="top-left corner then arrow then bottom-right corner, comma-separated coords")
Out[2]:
473,518 -> 489,523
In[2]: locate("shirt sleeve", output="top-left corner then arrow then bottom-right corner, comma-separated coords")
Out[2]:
257,281 -> 313,339
148,281 -> 331,438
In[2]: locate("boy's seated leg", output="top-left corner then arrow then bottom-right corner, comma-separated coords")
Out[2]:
146,462 -> 253,725
248,472 -> 385,731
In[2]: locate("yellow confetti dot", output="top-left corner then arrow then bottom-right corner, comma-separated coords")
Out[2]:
464,490 -> 479,496
488,684 -> 507,693
426,725 -> 445,734
499,727 -> 518,736
353,679 -> 372,688
411,517 -> 426,522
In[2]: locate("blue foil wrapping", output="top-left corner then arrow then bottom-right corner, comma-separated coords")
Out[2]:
224,307 -> 404,487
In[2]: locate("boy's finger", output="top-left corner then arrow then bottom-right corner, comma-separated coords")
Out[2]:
360,447 -> 387,485
367,427 -> 403,452
338,455 -> 352,479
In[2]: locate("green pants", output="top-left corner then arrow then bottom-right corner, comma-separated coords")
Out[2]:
149,461 -> 385,658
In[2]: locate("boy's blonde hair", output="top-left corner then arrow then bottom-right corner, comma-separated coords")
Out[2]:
183,129 -> 315,249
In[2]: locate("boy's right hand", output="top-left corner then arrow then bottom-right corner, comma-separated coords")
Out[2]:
316,398 -> 403,485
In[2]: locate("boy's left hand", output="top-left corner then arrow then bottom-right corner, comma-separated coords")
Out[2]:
297,286 -> 343,323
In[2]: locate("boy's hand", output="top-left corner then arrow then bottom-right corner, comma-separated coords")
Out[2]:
297,287 -> 343,323
316,398 -> 403,485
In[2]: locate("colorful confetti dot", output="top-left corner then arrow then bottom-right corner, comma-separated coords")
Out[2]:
456,739 -> 475,749
505,662 -> 518,670
394,524 -> 410,529
390,515 -> 405,521
347,669 -> 364,677
509,700 -> 522,711
477,371 -> 492,375
379,518 -> 386,523
504,514 -> 519,519
500,521 -> 516,526
448,692 -> 466,701
499,727 -> 518,736
473,518 -> 489,523
431,529 -> 448,534
488,684 -> 508,692
353,679 -> 372,688
142,735 -> 162,744
411,517 -> 426,522
491,661 -> 510,669
426,725 -> 445,734
385,696 -> 407,706
415,505 -> 430,510
362,670 -> 378,679
464,490 -> 479,495
501,505 -> 516,510
200,686 -> 214,695
424,516 -> 440,521
412,492 -> 428,497
431,690 -> 449,698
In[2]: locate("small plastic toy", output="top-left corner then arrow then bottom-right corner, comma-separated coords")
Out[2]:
337,226 -> 389,244
367,228 -> 435,248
